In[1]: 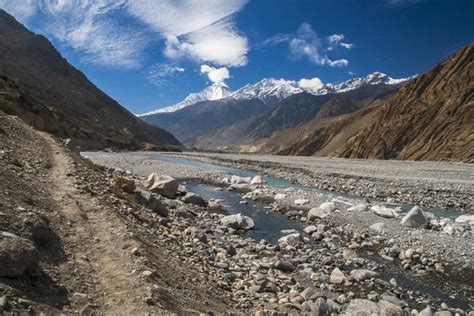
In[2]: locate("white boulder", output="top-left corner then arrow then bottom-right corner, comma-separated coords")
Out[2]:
230,175 -> 251,184
347,203 -> 369,212
371,205 -> 397,218
250,175 -> 263,185
294,199 -> 310,205
220,214 -> 255,230
146,173 -> 178,198
400,206 -> 426,228
307,207 -> 329,220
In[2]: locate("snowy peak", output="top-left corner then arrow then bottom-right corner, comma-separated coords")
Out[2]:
230,78 -> 303,104
138,82 -> 231,116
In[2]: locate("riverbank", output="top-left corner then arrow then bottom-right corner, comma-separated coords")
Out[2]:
83,151 -> 474,313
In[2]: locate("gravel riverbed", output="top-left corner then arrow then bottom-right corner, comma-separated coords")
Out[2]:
83,151 -> 474,314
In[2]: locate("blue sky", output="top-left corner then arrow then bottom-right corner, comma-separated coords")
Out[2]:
1,0 -> 473,113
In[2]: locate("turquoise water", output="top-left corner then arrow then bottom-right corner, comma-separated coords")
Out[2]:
154,155 -> 461,219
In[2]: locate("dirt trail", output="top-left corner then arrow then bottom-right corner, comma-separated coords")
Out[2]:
41,132 -> 161,314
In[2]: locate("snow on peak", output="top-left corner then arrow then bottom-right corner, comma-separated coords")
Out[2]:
138,82 -> 231,116
230,78 -> 303,104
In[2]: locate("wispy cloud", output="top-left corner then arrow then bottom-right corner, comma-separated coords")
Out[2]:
146,63 -> 185,86
262,22 -> 352,67
127,0 -> 249,67
0,0 -> 37,23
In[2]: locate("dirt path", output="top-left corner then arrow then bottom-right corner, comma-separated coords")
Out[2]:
41,132 -> 161,314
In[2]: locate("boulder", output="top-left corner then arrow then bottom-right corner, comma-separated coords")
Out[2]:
220,214 -> 255,230
347,203 -> 369,212
304,225 -> 318,234
371,205 -> 397,218
350,269 -> 379,281
64,138 -> 79,152
146,173 -> 178,198
274,193 -> 286,200
273,260 -> 295,272
307,207 -> 329,221
400,206 -> 426,228
136,190 -> 169,217
251,175 -> 263,185
329,268 -> 345,284
230,175 -> 251,185
345,299 -> 379,315
294,199 -> 310,205
0,233 -> 39,277
319,201 -> 336,213
22,214 -> 54,245
278,233 -> 303,246
455,215 -> 474,225
182,192 -> 207,207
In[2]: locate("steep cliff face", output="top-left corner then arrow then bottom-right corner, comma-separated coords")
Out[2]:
0,10 -> 182,150
335,44 -> 473,162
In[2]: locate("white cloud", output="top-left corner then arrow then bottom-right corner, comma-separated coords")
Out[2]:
327,34 -> 354,50
328,34 -> 345,44
127,0 -> 249,67
340,42 -> 354,49
290,22 -> 349,68
200,64 -> 230,83
298,77 -> 324,90
147,63 -> 185,86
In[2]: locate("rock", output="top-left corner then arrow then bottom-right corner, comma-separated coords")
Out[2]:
120,178 -> 136,193
401,206 -> 426,228
278,233 -> 303,246
347,203 -> 369,212
312,297 -> 331,314
304,225 -> 318,234
251,175 -> 263,185
307,207 -> 329,220
294,199 -> 310,205
146,173 -> 178,198
319,201 -> 336,213
455,214 -> 474,225
329,268 -> 345,284
220,214 -> 255,230
64,138 -> 79,152
22,214 -> 54,245
350,269 -> 379,281
419,306 -> 434,316
0,234 -> 39,277
345,299 -> 379,315
370,222 -> 387,234
231,175 -> 251,184
443,224 -> 455,235
0,296 -> 8,309
372,205 -> 397,218
378,299 -> 403,315
274,193 -> 286,200
342,248 -> 358,260
273,260 -> 295,272
182,192 -> 207,207
136,190 -> 169,217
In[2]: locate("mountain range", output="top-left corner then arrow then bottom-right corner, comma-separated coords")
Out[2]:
0,9 -> 181,151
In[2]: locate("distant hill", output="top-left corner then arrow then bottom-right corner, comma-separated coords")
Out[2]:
257,44 -> 473,162
0,9 -> 182,150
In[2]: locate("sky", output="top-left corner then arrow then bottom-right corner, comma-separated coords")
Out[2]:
0,0 -> 473,114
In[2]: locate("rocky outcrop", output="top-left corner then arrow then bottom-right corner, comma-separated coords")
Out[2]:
336,44 -> 474,162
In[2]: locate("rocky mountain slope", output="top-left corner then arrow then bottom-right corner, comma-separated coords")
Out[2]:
197,83 -> 401,150
0,9 -> 181,150
335,44 -> 474,162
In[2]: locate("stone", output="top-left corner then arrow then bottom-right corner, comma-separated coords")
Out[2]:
319,201 -> 336,213
307,207 -> 329,221
372,205 -> 397,218
251,175 -> 263,185
443,224 -> 455,235
182,192 -> 207,207
231,175 -> 251,184
378,299 -> 403,315
120,178 -> 136,193
64,138 -> 79,152
350,269 -> 379,281
419,306 -> 434,316
329,268 -> 345,284
342,248 -> 358,260
273,260 -> 295,273
347,203 -> 369,212
22,214 -> 54,245
345,299 -> 379,315
304,225 -> 318,234
274,193 -> 286,200
220,214 -> 255,230
0,234 -> 39,277
370,222 -> 387,234
0,296 -> 8,309
312,297 -> 331,314
455,214 -> 474,225
146,173 -> 178,198
136,190 -> 169,217
278,233 -> 303,246
401,206 -> 426,228
294,199 -> 310,205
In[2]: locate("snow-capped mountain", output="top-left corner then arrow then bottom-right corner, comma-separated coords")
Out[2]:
229,78 -> 303,104
138,82 -> 231,116
138,72 -> 413,116
305,72 -> 415,95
